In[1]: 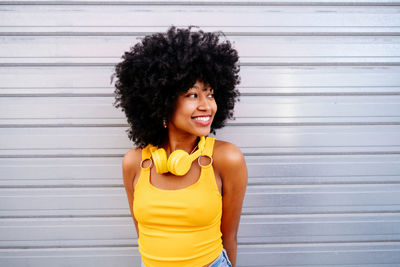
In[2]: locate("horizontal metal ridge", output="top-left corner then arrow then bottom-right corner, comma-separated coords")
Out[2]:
2,62 -> 400,67
1,1 -> 400,6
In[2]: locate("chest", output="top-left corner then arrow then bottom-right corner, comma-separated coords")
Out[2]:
133,161 -> 222,195
133,163 -> 222,227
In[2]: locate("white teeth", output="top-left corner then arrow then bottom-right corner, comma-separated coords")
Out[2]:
194,116 -> 210,121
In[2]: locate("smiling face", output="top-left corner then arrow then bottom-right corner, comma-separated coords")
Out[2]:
168,80 -> 217,139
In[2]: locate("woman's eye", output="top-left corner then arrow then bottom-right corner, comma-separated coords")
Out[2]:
187,93 -> 197,98
208,93 -> 215,98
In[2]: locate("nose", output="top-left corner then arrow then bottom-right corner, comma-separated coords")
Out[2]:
198,94 -> 211,111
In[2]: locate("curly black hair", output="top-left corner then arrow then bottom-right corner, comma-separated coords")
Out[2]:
112,25 -> 241,148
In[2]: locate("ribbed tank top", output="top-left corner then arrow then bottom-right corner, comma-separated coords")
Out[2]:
133,137 -> 223,267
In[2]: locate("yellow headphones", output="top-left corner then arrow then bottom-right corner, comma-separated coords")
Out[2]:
149,136 -> 206,176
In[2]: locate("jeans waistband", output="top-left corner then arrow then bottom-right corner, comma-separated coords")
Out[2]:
141,249 -> 232,267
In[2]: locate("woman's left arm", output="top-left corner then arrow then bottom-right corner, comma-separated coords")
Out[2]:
215,142 -> 248,267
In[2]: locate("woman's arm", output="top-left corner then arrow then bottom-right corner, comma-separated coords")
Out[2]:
214,141 -> 248,267
122,148 -> 141,237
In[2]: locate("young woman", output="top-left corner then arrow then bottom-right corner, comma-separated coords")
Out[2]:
113,26 -> 248,267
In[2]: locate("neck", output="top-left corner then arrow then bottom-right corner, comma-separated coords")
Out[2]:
163,133 -> 199,155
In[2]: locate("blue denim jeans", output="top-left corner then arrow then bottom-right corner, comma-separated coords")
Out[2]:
140,248 -> 232,267
209,248 -> 232,267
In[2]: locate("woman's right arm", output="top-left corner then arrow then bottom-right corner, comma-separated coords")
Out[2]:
122,148 -> 141,237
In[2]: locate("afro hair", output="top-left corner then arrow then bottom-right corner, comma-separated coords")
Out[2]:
113,25 -> 241,148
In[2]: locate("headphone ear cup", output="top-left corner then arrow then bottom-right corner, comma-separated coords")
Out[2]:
167,150 -> 190,176
151,148 -> 169,174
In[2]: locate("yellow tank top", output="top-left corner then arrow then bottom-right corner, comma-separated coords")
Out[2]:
133,137 -> 223,267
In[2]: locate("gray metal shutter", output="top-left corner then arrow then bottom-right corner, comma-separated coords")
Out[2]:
1,1 -> 400,266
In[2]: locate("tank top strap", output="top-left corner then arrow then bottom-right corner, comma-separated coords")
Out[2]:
202,137 -> 216,158
141,144 -> 152,161
136,145 -> 152,190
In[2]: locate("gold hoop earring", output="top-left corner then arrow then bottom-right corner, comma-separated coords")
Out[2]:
163,119 -> 167,128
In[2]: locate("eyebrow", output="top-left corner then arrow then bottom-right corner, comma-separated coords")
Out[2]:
192,85 -> 213,91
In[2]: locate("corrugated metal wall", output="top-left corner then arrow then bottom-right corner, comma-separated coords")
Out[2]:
1,1 -> 400,266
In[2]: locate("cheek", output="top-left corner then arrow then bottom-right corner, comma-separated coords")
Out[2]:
173,103 -> 193,122
213,101 -> 218,113
171,100 -> 190,117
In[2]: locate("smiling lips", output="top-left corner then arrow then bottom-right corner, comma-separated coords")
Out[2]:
192,115 -> 212,126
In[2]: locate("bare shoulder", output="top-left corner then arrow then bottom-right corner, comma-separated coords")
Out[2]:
122,147 -> 142,185
213,139 -> 245,166
213,139 -> 246,174
213,139 -> 248,196
122,147 -> 141,169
